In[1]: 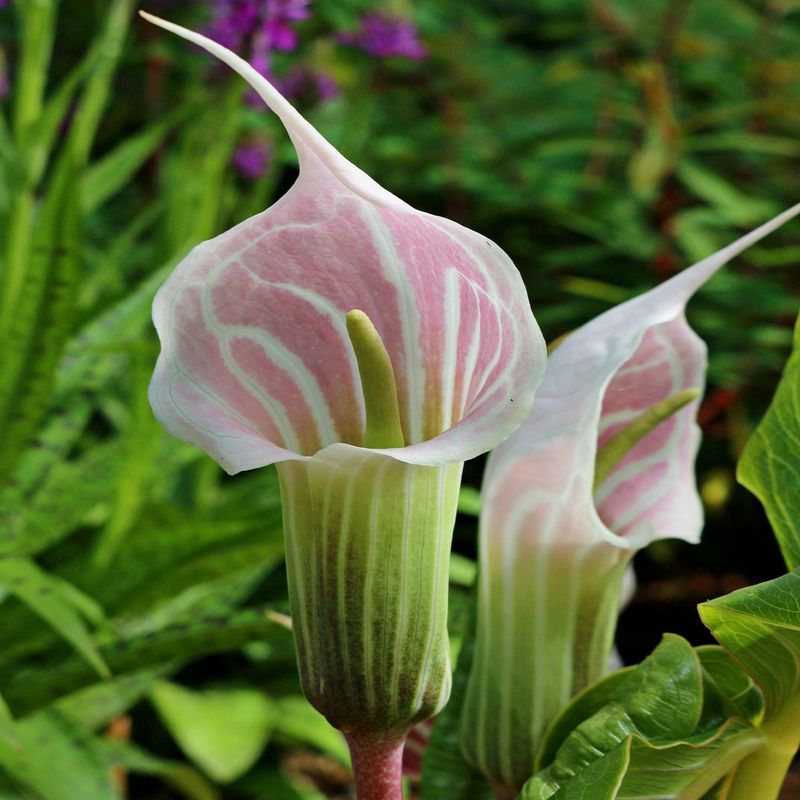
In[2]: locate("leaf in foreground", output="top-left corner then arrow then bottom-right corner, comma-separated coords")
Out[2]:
150,681 -> 276,783
0,557 -> 108,677
522,635 -> 762,799
737,312 -> 800,570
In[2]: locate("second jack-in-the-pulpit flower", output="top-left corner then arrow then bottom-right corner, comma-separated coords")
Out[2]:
140,13 -> 546,800
459,205 -> 800,797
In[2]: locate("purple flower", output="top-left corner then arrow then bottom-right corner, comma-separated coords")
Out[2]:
340,13 -> 427,61
264,0 -> 310,50
279,66 -> 339,102
233,140 -> 272,180
207,0 -> 310,53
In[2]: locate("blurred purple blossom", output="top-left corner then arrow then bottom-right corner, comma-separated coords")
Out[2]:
339,13 -> 427,61
279,66 -> 339,102
207,0 -> 311,79
233,140 -> 272,180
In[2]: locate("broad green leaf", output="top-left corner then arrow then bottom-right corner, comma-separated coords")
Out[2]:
699,570 -> 800,734
696,646 -> 764,730
737,313 -> 800,570
536,668 -> 634,770
536,646 -> 765,797
699,572 -> 800,799
520,738 -> 630,800
0,557 -> 108,678
272,696 -> 349,765
527,636 -> 709,796
0,710 -> 120,800
619,719 -> 763,799
151,681 -> 276,783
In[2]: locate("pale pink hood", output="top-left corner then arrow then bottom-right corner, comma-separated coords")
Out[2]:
484,203 -> 800,552
143,13 -> 546,474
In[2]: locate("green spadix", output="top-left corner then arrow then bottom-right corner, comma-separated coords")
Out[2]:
346,310 -> 405,449
594,387 -> 701,491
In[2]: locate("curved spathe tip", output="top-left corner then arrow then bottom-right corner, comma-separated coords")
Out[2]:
139,11 -> 408,212
486,201 -> 800,553
143,13 -> 547,473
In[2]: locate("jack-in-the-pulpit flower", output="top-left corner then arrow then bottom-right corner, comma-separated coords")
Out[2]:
459,204 -> 800,797
140,13 -> 546,800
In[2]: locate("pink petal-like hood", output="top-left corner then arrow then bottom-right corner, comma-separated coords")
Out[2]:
143,13 -> 546,474
484,203 -> 800,552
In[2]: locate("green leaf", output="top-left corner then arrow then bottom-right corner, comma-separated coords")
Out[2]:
54,667 -> 173,732
150,681 -> 276,783
0,557 -> 108,678
0,439 -> 124,557
520,738 -> 630,800
82,117 -> 177,213
619,719 -> 763,799
457,485 -> 481,516
272,696 -> 350,765
536,668 -> 634,770
0,144 -> 81,482
0,695 -> 18,749
0,710 -> 120,800
699,570 -> 800,733
2,606 -> 290,716
696,646 -> 764,730
737,313 -> 800,570
525,635 -> 760,799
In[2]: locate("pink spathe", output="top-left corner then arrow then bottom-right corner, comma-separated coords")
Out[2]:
484,202 -> 800,556
144,14 -> 545,474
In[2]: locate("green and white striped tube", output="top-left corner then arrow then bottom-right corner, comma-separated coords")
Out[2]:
278,450 -> 462,739
460,541 -> 630,790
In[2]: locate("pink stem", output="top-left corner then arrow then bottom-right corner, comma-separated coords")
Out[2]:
345,731 -> 406,800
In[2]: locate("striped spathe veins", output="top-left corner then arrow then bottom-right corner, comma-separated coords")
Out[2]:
277,449 -> 462,737
460,521 -> 630,790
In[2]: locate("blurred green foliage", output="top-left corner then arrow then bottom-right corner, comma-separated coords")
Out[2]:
0,0 -> 798,796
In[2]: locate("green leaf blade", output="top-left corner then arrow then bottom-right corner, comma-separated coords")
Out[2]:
737,313 -> 800,570
0,557 -> 108,678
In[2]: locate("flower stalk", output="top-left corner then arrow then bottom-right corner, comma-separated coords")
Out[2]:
459,203 -> 800,796
345,732 -> 406,800
140,13 -> 546,799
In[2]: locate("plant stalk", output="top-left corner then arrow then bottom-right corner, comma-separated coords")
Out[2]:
725,733 -> 797,800
345,732 -> 405,800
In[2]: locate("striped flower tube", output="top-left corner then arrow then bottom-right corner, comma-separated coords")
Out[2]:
459,204 -> 800,798
141,14 -> 546,800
